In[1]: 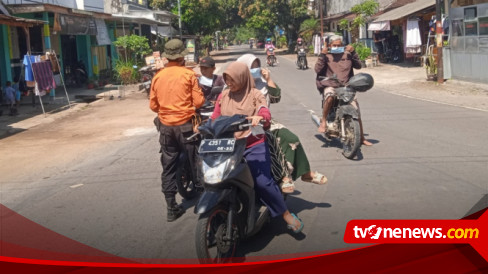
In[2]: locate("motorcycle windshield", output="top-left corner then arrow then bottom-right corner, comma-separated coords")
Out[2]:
199,115 -> 248,138
336,87 -> 356,103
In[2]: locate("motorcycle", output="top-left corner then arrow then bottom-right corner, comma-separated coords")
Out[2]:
65,61 -> 88,88
311,73 -> 374,159
176,86 -> 224,200
138,65 -> 159,98
194,115 -> 274,263
297,48 -> 307,70
266,48 -> 276,67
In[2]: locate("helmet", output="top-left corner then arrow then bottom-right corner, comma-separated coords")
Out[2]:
266,38 -> 271,42
348,73 -> 374,92
297,38 -> 303,43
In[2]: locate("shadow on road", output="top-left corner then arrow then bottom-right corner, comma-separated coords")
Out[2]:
232,194 -> 331,261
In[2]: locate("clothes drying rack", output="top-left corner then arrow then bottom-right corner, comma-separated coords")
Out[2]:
23,50 -> 72,117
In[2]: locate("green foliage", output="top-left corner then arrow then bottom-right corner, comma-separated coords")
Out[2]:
235,26 -> 256,43
150,0 -> 242,36
299,18 -> 319,44
352,42 -> 372,61
338,19 -> 350,31
277,36 -> 287,48
113,35 -> 152,62
344,0 -> 379,32
114,59 -> 139,85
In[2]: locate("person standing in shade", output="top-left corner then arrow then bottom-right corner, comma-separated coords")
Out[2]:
150,39 -> 205,222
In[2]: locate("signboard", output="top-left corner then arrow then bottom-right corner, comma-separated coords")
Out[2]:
95,19 -> 111,46
59,14 -> 97,35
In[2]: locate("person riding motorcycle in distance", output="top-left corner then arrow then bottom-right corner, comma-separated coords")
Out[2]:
295,38 -> 308,69
264,38 -> 276,64
150,39 -> 206,222
315,35 -> 373,146
197,56 -> 225,101
210,61 -> 304,233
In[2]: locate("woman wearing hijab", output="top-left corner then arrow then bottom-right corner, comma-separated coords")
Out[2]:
211,62 -> 303,233
236,54 -> 328,193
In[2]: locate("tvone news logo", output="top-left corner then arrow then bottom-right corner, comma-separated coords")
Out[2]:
353,225 -> 479,240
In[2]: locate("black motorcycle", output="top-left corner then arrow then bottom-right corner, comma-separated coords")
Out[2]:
297,48 -> 307,70
194,115 -> 273,263
311,73 -> 374,159
176,86 -> 224,200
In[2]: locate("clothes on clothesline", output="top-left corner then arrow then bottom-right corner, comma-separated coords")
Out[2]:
406,20 -> 422,47
23,55 -> 41,81
32,61 -> 56,91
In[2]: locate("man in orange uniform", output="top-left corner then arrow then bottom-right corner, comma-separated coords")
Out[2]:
150,39 -> 205,222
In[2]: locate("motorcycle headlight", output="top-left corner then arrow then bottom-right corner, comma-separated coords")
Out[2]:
202,157 -> 236,185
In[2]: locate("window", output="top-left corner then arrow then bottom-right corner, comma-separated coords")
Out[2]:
464,7 -> 477,21
452,19 -> 464,37
465,21 -> 478,36
480,17 -> 488,35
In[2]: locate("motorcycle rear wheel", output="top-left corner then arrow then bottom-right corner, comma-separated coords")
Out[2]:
299,57 -> 305,70
195,205 -> 238,264
176,161 -> 198,200
342,117 -> 361,159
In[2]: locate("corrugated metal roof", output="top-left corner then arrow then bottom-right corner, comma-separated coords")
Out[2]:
373,0 -> 435,22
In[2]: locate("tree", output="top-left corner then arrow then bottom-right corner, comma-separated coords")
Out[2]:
339,0 -> 379,40
299,18 -> 319,44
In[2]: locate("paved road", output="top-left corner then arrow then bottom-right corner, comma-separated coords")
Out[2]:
1,46 -> 487,261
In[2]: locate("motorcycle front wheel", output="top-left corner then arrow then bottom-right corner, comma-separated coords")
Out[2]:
299,57 -> 305,69
195,205 -> 238,264
176,161 -> 198,200
342,117 -> 361,159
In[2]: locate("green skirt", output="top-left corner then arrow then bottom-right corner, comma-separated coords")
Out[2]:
271,127 -> 311,181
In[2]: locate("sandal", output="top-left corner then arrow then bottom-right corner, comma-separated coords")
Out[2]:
287,213 -> 304,234
280,178 -> 295,194
303,171 -> 328,185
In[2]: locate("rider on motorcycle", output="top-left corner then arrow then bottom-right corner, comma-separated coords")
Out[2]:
315,35 -> 373,146
197,56 -> 225,101
295,38 -> 308,69
265,38 -> 276,64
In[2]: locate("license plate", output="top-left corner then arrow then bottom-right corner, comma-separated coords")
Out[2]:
199,138 -> 236,153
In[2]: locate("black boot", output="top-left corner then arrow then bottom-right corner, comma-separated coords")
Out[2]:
167,204 -> 185,222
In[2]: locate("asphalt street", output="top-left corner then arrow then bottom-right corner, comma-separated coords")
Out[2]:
1,46 -> 487,261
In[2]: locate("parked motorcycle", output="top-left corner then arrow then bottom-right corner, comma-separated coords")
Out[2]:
297,48 -> 307,70
194,115 -> 273,263
138,65 -> 160,98
266,48 -> 276,67
176,86 -> 224,200
311,73 -> 374,159
65,61 -> 88,88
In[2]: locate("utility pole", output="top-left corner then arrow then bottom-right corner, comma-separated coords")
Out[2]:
319,0 -> 324,37
436,0 -> 444,83
178,0 -> 182,38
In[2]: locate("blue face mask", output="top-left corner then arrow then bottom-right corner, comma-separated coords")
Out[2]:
330,47 -> 345,54
250,67 -> 262,79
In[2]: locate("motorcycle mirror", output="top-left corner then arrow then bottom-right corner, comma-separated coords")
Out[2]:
211,86 -> 224,95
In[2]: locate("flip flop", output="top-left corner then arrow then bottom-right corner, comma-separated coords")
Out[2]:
304,172 -> 328,185
287,213 -> 304,234
280,178 -> 295,194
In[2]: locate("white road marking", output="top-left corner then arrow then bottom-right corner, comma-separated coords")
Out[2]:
70,184 -> 84,189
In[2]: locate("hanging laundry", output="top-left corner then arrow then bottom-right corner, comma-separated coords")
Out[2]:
32,61 -> 56,91
406,20 -> 422,47
23,55 -> 39,81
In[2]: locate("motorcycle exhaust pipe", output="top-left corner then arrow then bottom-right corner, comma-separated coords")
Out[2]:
340,118 -> 346,142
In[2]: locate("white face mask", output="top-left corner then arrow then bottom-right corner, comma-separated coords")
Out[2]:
199,75 -> 213,87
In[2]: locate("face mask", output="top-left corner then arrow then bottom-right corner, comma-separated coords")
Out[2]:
330,47 -> 345,54
199,75 -> 213,87
250,67 -> 262,79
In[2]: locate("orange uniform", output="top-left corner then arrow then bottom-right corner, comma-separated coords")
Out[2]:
149,63 -> 205,126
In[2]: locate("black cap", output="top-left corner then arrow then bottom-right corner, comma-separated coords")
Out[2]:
200,56 -> 216,68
